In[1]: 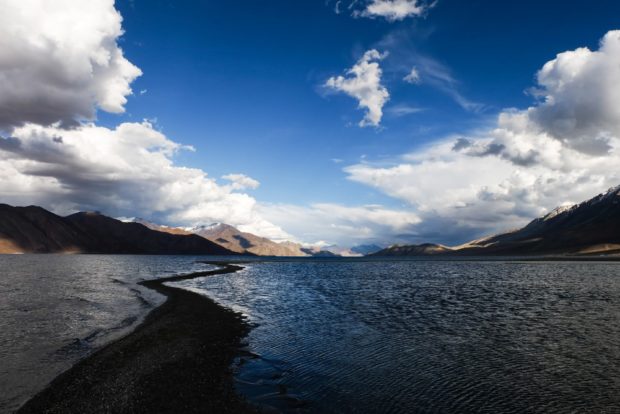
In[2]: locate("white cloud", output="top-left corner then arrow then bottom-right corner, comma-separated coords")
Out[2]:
344,30 -> 620,244
356,0 -> 428,21
259,202 -> 420,245
528,30 -> 620,154
1,116 -> 436,246
0,0 -> 141,131
0,122 -> 290,240
325,49 -> 390,127
222,173 -> 260,191
403,67 -> 421,84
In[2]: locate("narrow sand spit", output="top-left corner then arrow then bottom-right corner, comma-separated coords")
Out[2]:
18,263 -> 257,414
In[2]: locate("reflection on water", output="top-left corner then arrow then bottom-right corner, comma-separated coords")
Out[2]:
179,260 -> 620,413
0,254 -> 211,413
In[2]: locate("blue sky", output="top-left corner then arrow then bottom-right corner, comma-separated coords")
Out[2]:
106,0 -> 620,208
2,0 -> 620,247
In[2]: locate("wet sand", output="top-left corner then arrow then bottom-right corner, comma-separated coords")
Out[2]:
18,263 -> 257,414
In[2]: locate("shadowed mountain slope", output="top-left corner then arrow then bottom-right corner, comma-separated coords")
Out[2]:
373,186 -> 620,257
372,243 -> 453,257
0,204 -> 236,255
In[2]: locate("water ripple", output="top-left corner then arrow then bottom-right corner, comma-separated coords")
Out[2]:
181,260 -> 620,413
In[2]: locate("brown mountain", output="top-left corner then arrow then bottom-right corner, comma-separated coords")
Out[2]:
0,204 -> 236,255
373,186 -> 620,257
190,223 -> 307,256
129,220 -> 341,257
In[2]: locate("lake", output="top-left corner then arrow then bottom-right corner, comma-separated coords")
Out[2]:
3,256 -> 620,413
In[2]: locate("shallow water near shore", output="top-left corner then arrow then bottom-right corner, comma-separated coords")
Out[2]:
3,257 -> 620,413
0,254 -> 214,413
177,260 -> 620,413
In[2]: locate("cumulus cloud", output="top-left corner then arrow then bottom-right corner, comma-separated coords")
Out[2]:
528,30 -> 620,154
463,31 -> 620,165
355,0 -> 429,21
0,0 -> 141,131
0,122 -> 290,240
344,30 -> 620,244
325,49 -> 390,127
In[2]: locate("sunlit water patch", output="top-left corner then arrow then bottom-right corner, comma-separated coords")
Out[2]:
178,260 -> 620,413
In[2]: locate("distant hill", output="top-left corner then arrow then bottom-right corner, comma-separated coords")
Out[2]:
372,243 -> 453,256
373,186 -> 620,257
135,219 -> 340,257
189,223 -> 307,256
301,248 -> 339,257
312,244 -> 361,257
350,244 -> 383,255
0,204 -> 236,255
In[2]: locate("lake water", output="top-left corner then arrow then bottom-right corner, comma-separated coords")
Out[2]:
175,260 -> 620,413
0,254 -> 211,413
3,257 -> 620,413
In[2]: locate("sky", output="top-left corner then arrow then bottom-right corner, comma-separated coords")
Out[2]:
1,0 -> 620,247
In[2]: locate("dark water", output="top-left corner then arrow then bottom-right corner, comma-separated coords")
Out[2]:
175,260 -> 620,413
4,257 -> 620,413
0,254 -> 214,413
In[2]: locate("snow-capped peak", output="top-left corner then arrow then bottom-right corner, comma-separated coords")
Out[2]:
542,204 -> 574,221
539,185 -> 620,223
185,222 -> 224,233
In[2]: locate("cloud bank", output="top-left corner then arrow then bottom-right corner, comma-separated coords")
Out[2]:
326,49 -> 390,127
260,203 -> 420,246
0,122 -> 290,240
345,30 -> 620,244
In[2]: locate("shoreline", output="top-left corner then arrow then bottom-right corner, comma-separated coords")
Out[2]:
17,262 -> 257,414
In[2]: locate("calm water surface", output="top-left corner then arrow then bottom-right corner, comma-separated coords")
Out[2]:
176,260 -> 620,413
3,257 -> 620,413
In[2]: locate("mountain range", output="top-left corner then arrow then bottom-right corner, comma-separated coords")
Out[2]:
373,186 -> 620,257
135,220 -> 349,257
146,221 -> 307,256
3,186 -> 620,256
0,204 -> 356,256
0,205 -> 235,255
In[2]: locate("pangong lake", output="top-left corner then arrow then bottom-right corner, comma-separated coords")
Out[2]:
3,255 -> 620,413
